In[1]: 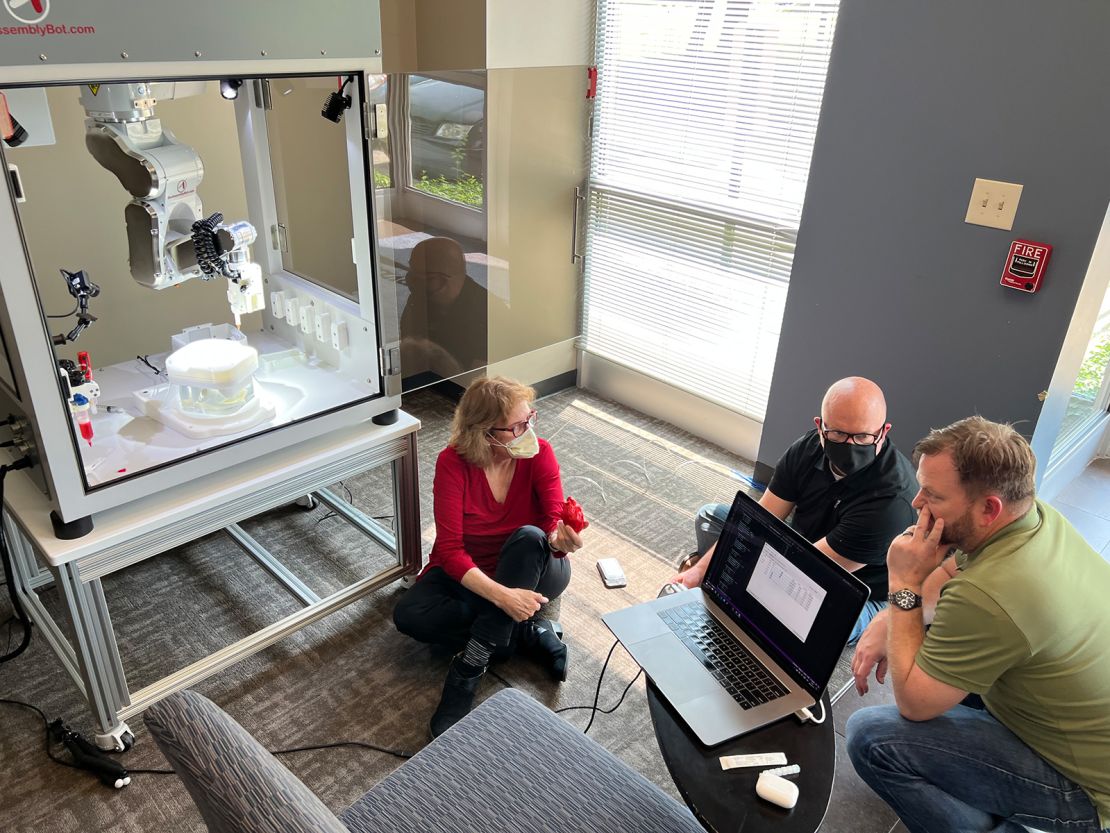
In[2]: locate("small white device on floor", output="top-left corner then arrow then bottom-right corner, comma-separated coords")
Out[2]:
756,772 -> 799,809
596,558 -> 627,588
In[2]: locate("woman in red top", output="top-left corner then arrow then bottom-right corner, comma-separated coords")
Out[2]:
393,376 -> 583,737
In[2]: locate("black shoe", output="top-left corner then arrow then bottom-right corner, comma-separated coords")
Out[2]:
429,657 -> 484,739
519,619 -> 569,682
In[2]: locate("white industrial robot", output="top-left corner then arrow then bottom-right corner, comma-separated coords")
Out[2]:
78,82 -> 264,327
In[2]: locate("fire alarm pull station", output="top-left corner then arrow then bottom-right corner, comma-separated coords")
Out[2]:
1001,240 -> 1052,293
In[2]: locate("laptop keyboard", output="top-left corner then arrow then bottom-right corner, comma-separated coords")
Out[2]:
659,602 -> 789,710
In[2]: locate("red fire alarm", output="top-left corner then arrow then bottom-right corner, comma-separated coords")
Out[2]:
1001,240 -> 1052,293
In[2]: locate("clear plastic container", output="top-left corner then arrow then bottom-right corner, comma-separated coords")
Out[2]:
165,338 -> 259,417
175,380 -> 258,416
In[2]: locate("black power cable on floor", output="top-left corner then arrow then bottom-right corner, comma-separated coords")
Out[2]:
0,698 -> 90,773
554,639 -> 644,734
0,695 -> 412,788
127,737 -> 415,777
490,638 -> 647,736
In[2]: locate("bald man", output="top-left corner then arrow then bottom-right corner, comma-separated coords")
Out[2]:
672,377 -> 919,641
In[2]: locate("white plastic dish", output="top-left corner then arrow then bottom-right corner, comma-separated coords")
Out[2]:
165,338 -> 259,395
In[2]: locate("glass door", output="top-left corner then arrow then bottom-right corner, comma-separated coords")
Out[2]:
1050,282 -> 1110,460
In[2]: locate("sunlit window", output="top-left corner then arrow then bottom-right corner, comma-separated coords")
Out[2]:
408,75 -> 485,208
583,0 -> 839,420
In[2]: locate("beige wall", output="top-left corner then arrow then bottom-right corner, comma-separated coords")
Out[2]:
486,0 -> 593,69
485,65 -> 588,375
383,0 -> 484,74
10,84 -> 257,370
414,0 -> 485,72
488,341 -> 578,387
380,0 -> 418,73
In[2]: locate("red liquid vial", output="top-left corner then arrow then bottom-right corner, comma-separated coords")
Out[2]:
72,393 -> 94,446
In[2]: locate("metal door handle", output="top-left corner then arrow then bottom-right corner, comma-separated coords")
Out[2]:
572,186 -> 585,264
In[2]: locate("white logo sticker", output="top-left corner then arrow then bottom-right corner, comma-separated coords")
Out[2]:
5,0 -> 51,25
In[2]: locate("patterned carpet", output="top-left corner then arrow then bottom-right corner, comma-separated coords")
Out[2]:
0,385 -> 767,833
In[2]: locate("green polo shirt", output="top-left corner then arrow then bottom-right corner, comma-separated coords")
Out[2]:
916,500 -> 1110,827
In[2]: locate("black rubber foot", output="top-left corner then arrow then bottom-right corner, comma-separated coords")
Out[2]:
372,409 -> 399,426
51,511 -> 94,540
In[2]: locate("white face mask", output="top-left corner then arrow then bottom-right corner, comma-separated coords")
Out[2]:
494,425 -> 540,459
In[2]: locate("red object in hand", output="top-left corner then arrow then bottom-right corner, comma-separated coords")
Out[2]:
560,496 -> 589,533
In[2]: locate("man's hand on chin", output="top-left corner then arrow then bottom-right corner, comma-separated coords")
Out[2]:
887,506 -> 947,589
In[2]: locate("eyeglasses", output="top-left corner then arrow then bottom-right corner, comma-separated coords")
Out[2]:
490,409 -> 537,438
818,420 -> 885,446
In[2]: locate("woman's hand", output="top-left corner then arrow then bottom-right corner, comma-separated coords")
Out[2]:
497,587 -> 549,622
548,520 -> 584,554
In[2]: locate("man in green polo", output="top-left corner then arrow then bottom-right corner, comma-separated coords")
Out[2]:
847,416 -> 1110,833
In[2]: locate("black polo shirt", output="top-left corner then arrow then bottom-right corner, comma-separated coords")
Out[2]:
766,429 -> 918,600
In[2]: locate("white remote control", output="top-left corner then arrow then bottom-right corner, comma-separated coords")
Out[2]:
762,764 -> 800,778
719,752 -> 787,770
756,772 -> 799,809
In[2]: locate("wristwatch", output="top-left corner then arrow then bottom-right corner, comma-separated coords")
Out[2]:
888,588 -> 923,610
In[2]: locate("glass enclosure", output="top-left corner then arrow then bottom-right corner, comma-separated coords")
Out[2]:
268,76 -> 360,300
3,59 -> 591,491
375,68 -> 587,394
4,74 -> 383,491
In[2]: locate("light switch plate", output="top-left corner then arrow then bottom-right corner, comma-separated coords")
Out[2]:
965,178 -> 1023,230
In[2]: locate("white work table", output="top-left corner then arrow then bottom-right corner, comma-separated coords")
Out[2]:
2,413 -> 422,750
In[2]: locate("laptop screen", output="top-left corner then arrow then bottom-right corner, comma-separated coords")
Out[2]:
701,491 -> 868,699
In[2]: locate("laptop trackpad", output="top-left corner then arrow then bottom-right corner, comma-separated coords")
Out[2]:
635,633 -> 714,705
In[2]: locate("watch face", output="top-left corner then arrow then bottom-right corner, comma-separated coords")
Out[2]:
891,589 -> 920,610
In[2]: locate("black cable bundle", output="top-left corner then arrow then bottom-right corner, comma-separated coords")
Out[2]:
191,212 -> 229,278
48,719 -> 132,788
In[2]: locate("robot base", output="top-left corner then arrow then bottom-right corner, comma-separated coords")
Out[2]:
50,510 -> 94,540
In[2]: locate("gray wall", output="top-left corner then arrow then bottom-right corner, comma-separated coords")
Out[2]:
758,0 -> 1110,473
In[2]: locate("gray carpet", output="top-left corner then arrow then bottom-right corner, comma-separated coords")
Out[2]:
0,385 -> 901,833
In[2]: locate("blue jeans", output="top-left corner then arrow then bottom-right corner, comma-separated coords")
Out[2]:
694,502 -> 885,644
847,704 -> 1106,833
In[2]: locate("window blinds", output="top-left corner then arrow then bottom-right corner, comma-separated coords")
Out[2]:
582,0 -> 839,420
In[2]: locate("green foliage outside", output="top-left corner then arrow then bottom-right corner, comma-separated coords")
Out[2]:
370,165 -> 483,207
412,171 -> 484,207
1074,333 -> 1110,400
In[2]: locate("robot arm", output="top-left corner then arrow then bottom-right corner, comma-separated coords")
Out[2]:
79,82 -> 264,325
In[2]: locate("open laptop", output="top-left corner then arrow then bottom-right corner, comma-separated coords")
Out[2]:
603,490 -> 869,746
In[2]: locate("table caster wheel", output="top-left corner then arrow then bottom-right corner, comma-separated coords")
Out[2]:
95,723 -> 134,752
295,495 -> 318,511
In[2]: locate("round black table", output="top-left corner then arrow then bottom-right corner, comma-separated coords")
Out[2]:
646,682 -> 835,833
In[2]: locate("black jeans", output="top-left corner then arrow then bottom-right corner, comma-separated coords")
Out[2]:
393,526 -> 572,650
